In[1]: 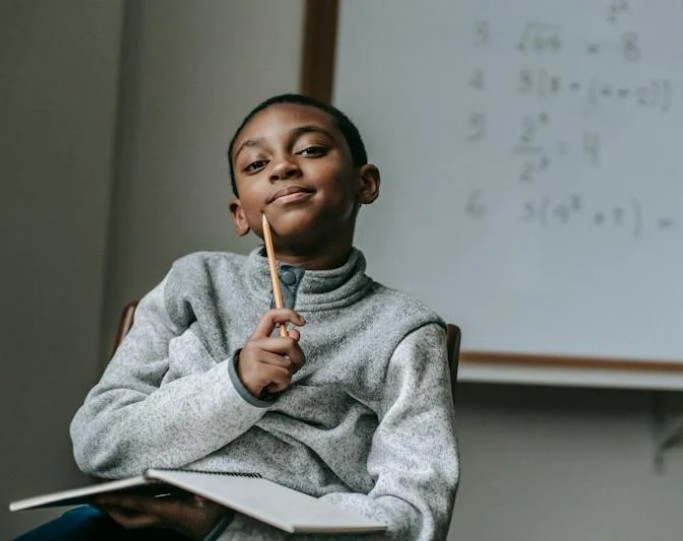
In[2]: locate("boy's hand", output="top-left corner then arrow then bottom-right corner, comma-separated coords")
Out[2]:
95,493 -> 228,540
237,308 -> 306,397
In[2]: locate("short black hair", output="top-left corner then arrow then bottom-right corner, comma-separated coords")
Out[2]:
227,93 -> 368,196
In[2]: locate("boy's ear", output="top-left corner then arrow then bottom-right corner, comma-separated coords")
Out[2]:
357,164 -> 381,205
229,198 -> 251,237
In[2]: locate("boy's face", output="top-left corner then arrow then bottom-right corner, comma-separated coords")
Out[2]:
229,103 -> 379,253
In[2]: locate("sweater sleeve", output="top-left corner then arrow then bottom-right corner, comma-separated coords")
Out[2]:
70,273 -> 269,478
318,322 -> 459,541
214,323 -> 459,541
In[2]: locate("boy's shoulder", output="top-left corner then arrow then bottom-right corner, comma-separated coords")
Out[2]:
170,250 -> 248,276
173,249 -> 246,265
366,279 -> 446,329
159,251 -> 251,320
161,251 -> 250,296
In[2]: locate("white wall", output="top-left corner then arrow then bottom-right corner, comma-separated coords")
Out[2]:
0,0 -> 123,537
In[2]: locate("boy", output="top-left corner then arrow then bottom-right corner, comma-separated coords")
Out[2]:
20,94 -> 458,540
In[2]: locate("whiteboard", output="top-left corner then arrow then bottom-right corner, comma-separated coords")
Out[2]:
334,0 -> 683,389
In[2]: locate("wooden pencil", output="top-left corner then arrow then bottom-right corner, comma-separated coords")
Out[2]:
262,213 -> 288,337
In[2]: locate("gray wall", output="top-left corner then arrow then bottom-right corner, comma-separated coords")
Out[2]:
1,0 -> 303,538
0,0 -> 123,536
453,384 -> 683,540
101,0 -> 304,355
3,1 -> 683,540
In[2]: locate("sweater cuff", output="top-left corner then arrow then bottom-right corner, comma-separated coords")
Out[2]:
227,350 -> 278,408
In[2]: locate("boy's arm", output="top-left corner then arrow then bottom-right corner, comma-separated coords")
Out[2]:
210,323 -> 458,541
70,275 -> 269,478
317,323 -> 459,541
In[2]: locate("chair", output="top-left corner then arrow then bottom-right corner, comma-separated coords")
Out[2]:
112,301 -> 460,399
111,301 -> 139,355
445,323 -> 461,400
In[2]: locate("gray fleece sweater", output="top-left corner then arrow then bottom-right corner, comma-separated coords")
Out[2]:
70,247 -> 459,540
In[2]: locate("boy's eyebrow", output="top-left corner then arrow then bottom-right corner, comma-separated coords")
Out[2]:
234,125 -> 337,160
234,138 -> 264,160
289,125 -> 336,141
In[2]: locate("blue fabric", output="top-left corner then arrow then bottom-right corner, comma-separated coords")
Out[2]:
15,506 -> 190,540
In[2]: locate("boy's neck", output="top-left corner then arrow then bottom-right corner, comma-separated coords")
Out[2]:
272,242 -> 353,271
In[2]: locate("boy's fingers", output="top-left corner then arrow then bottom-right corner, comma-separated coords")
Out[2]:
247,336 -> 295,356
250,309 -> 305,339
260,365 -> 293,393
97,503 -> 158,529
266,382 -> 286,394
257,350 -> 304,374
95,493 -> 145,508
286,346 -> 305,372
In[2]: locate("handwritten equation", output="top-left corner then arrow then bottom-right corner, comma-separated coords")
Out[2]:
462,1 -> 682,230
465,191 -> 676,239
506,69 -> 672,112
467,14 -> 676,179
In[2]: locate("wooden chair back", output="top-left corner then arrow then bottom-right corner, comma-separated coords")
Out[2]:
111,301 -> 138,355
445,323 -> 461,400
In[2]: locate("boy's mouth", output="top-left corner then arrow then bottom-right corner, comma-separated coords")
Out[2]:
267,186 -> 315,204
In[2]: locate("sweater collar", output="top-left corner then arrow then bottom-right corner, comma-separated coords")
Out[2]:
243,246 -> 374,310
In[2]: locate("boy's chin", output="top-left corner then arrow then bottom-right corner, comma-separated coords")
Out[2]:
259,207 -> 354,246
263,211 -> 317,236
267,224 -> 339,249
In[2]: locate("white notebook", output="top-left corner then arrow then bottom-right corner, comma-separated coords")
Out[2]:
9,469 -> 387,534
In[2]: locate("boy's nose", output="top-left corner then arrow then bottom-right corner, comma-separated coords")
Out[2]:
269,159 -> 301,181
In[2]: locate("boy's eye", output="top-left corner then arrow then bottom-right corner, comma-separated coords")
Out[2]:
243,160 -> 267,173
297,146 -> 327,157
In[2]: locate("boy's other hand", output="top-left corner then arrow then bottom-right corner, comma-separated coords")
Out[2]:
94,493 -> 228,540
237,308 -> 306,397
